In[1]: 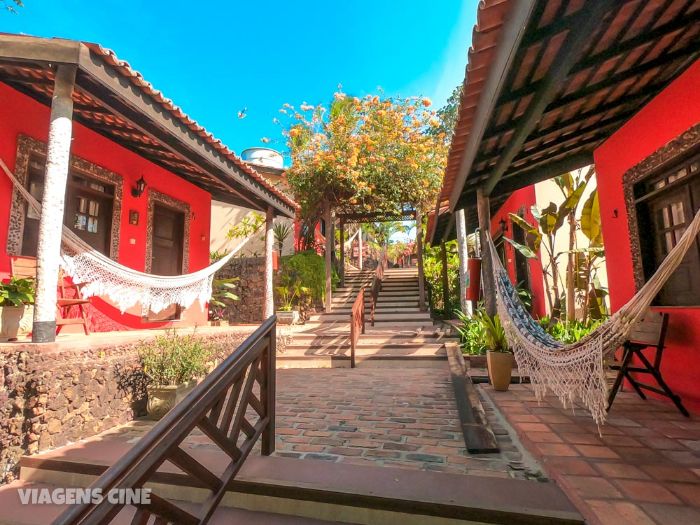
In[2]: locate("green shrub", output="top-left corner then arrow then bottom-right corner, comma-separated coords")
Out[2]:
279,250 -> 337,304
0,277 -> 35,307
454,309 -> 486,355
139,332 -> 214,386
454,307 -> 509,354
539,316 -> 604,344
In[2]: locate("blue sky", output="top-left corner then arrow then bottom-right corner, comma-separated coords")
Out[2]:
2,0 -> 475,162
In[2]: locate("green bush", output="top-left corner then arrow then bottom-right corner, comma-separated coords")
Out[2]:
279,250 -> 337,304
139,332 -> 215,386
538,316 -> 604,344
0,277 -> 35,307
454,309 -> 486,355
454,307 -> 509,354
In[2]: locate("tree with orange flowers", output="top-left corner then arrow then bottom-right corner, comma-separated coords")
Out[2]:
280,91 -> 448,235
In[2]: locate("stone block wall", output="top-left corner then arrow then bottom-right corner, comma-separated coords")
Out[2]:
216,256 -> 266,324
0,329 -> 252,484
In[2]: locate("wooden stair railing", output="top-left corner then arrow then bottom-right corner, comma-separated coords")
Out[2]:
349,287 -> 365,368
54,316 -> 277,525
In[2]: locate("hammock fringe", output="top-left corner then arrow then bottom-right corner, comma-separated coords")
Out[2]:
487,207 -> 700,425
1,158 -> 260,313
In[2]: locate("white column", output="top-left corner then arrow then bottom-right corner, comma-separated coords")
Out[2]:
263,206 -> 275,319
358,227 -> 363,270
32,65 -> 77,343
455,208 -> 472,315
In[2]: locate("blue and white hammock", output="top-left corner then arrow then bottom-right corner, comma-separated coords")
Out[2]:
486,207 -> 700,425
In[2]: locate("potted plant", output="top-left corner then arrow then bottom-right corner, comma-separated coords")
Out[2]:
139,332 -> 214,419
0,277 -> 35,341
275,283 -> 301,324
475,309 -> 513,391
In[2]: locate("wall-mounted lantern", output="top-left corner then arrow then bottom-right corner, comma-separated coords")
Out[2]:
132,176 -> 147,198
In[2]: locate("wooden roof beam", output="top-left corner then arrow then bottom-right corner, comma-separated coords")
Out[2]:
482,1 -> 621,196
447,1 -> 538,212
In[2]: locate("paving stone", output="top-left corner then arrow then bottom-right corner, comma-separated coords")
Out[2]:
405,453 -> 445,463
614,479 -> 682,504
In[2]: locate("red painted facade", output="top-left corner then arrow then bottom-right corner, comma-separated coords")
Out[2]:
594,60 -> 700,413
490,186 -> 547,318
0,82 -> 212,331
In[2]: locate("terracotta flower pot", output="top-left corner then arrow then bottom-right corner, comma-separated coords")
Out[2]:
146,381 -> 197,420
487,351 -> 513,391
0,305 -> 25,342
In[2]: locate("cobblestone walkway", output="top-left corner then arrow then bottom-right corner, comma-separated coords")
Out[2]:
94,368 -> 543,481
484,384 -> 700,525
271,368 -> 541,479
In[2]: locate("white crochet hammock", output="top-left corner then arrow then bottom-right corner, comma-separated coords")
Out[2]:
485,206 -> 700,425
1,159 -> 259,314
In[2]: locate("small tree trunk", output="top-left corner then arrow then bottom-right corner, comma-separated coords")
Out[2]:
565,212 -> 577,320
358,228 -> 363,270
477,188 -> 496,317
416,209 -> 426,312
324,204 -> 333,313
440,241 -> 450,313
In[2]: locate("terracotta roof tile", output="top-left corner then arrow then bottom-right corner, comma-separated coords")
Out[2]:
81,42 -> 297,211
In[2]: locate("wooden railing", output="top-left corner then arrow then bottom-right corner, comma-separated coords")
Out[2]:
54,316 -> 277,525
349,287 -> 365,368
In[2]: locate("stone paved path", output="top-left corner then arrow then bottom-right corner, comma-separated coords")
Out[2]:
271,368 -> 540,479
95,368 -> 543,481
484,384 -> 700,525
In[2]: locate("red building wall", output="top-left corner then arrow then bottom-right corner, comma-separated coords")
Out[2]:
490,186 -> 548,318
0,82 -> 212,330
594,59 -> 700,413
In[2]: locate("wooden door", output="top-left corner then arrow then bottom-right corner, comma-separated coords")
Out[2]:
151,204 -> 184,276
148,204 -> 185,321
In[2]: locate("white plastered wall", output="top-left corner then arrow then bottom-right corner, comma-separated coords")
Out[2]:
210,201 -> 294,257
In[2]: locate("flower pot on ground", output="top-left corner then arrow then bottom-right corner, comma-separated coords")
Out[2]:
473,308 -> 513,391
276,308 -> 300,325
487,351 -> 514,391
139,332 -> 215,420
0,277 -> 35,341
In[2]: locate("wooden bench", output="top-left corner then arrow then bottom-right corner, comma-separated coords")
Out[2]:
10,255 -> 90,335
607,310 -> 688,416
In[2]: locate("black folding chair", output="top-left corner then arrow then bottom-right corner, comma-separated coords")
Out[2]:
607,311 -> 688,416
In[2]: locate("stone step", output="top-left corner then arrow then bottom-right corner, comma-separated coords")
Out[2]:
299,321 -> 436,330
17,453 -> 583,525
308,312 -> 431,322
0,481 -> 342,524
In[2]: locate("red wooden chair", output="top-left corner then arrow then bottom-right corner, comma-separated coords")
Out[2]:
10,255 -> 90,335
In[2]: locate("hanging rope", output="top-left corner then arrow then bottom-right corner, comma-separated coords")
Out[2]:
486,207 -> 700,425
1,158 -> 264,314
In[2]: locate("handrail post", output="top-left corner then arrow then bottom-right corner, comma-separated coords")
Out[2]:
262,317 -> 277,455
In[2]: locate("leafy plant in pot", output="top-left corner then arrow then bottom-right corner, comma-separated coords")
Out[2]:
139,332 -> 215,419
0,277 -> 35,341
275,269 -> 310,324
474,309 -> 513,391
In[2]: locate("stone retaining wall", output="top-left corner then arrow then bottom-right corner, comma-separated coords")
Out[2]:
216,257 -> 266,324
0,330 -> 251,484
